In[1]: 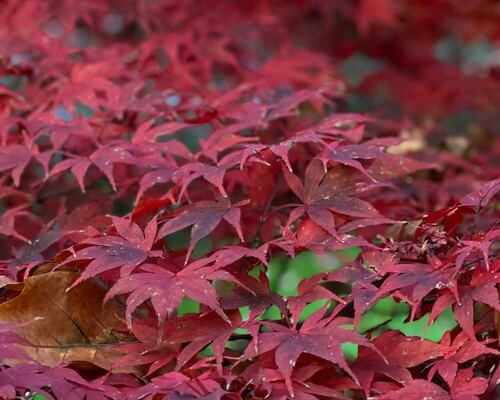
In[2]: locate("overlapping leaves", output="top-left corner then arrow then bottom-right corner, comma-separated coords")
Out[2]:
0,1 -> 498,399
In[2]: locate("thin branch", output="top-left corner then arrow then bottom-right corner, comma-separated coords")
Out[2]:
251,171 -> 281,248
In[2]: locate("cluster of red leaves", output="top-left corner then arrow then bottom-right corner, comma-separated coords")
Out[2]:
0,1 -> 499,399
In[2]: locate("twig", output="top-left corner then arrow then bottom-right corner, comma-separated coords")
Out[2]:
251,171 -> 281,248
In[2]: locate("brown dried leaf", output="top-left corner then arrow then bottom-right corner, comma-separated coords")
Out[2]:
0,275 -> 17,289
0,271 -> 130,370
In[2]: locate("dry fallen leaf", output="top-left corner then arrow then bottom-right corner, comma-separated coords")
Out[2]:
0,270 -> 131,370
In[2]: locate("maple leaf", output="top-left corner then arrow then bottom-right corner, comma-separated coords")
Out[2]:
0,205 -> 36,243
128,372 -> 224,400
353,331 -> 447,394
378,379 -> 450,400
131,118 -> 192,144
429,269 -> 500,338
59,216 -> 161,287
0,364 -> 120,400
167,311 -> 250,373
240,114 -> 381,173
257,52 -> 334,87
47,156 -> 92,192
446,367 -> 489,400
49,144 -> 138,191
114,312 -> 246,377
0,0 -> 499,397
104,262 -> 228,331
336,281 -> 380,329
454,229 -> 500,271
318,142 -> 385,181
380,367 -> 488,400
287,274 -> 345,326
51,62 -> 123,110
198,130 -> 257,163
368,153 -> 438,179
158,198 -> 248,263
428,330 -> 499,382
111,339 -> 177,377
283,159 -> 385,235
460,178 -> 500,208
327,262 -> 377,286
212,88 -> 326,139
319,262 -> 380,327
180,243 -> 273,282
221,269 -> 287,321
0,323 -> 31,362
314,113 -> 375,142
173,153 -> 241,199
376,262 -> 456,319
248,363 -> 348,400
197,243 -> 270,272
28,113 -> 97,150
414,205 -> 474,240
356,0 -> 401,35
247,309 -> 383,396
135,167 -> 175,204
0,143 -> 44,187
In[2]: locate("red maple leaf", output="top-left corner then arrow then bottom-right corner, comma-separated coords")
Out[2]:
246,308 -> 383,396
59,216 -> 161,287
283,159 -> 385,235
158,198 -> 248,263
